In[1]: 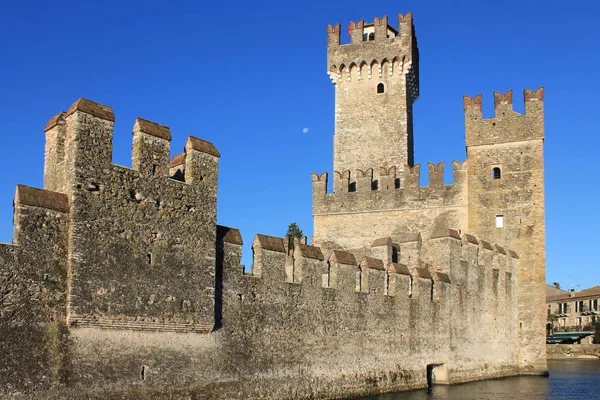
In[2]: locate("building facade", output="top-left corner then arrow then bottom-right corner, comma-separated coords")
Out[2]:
547,285 -> 600,331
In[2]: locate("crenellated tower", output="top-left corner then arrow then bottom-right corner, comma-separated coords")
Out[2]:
327,13 -> 419,179
464,88 -> 546,374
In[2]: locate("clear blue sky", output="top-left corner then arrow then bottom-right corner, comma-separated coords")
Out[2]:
0,1 -> 598,289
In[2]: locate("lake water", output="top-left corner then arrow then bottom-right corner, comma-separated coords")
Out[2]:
361,359 -> 600,400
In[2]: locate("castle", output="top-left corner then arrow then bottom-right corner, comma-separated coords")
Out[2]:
0,12 -> 547,399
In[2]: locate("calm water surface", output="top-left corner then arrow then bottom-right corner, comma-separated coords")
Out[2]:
362,360 -> 600,400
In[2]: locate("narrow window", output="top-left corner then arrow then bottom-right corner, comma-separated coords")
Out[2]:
408,276 -> 413,298
392,246 -> 399,263
492,167 -> 501,179
495,215 -> 504,228
147,253 -> 153,265
141,365 -> 149,380
363,33 -> 368,41
385,273 -> 390,295
559,303 -> 563,314
150,164 -> 157,176
368,32 -> 375,41
377,83 -> 385,94
430,280 -> 435,302
594,299 -> 598,310
356,267 -> 362,292
326,262 -> 331,288
576,302 -> 578,312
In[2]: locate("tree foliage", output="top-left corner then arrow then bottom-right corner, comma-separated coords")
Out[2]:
286,223 -> 303,239
286,223 -> 303,248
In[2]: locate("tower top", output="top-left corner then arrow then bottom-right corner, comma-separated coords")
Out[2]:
327,13 -> 414,47
326,12 -> 419,175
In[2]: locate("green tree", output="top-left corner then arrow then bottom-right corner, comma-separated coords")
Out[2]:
286,223 -> 303,248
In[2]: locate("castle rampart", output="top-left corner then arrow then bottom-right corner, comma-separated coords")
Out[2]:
0,100 -> 525,398
0,8 -> 548,398
312,160 -> 468,251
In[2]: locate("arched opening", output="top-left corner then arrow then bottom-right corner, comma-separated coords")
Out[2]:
427,363 -> 449,387
368,32 -> 375,41
377,83 -> 385,94
492,167 -> 501,179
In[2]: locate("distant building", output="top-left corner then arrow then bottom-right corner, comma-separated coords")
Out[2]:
547,284 -> 599,331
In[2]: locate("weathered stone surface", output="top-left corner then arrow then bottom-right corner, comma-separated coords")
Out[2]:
0,9 -> 546,400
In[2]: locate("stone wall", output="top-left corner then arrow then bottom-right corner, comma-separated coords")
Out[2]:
546,344 -> 600,359
327,13 -> 418,177
465,89 -> 546,373
0,190 -> 522,400
312,161 -> 468,251
0,185 -> 70,390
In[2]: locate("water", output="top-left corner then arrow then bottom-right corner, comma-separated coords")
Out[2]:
362,360 -> 600,400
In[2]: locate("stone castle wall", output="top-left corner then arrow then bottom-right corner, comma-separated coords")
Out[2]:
0,99 -> 523,399
312,161 -> 468,251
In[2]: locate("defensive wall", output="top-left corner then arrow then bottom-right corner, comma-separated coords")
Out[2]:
312,160 -> 468,251
0,99 -> 523,399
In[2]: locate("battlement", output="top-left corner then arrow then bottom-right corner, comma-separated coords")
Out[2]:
32,99 -> 224,334
312,160 -> 468,216
464,88 -> 544,146
43,98 -> 219,192
327,13 -> 413,47
327,13 -> 419,103
226,229 -> 517,303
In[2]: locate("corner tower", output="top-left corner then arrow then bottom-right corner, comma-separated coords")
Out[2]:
464,88 -> 546,374
327,13 -> 419,179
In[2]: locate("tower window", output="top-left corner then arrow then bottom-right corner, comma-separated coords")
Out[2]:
377,83 -> 385,94
495,215 -> 504,228
368,32 -> 375,41
492,167 -> 501,179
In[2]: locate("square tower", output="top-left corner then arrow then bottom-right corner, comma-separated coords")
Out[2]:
327,14 -> 419,180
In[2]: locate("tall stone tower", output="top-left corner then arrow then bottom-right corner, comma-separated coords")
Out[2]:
464,88 -> 546,373
327,13 -> 419,178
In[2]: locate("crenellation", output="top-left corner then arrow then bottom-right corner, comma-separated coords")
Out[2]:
132,118 -> 172,177
493,90 -> 515,119
348,20 -> 364,44
373,16 -> 389,42
333,170 -> 349,193
327,23 -> 341,47
428,162 -> 444,188
403,164 -> 420,189
355,168 -> 373,192
465,88 -> 544,146
184,136 -> 220,186
43,112 -> 67,192
452,159 -> 468,185
379,166 -> 397,190
14,184 -> 69,214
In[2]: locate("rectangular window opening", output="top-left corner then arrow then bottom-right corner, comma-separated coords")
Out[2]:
495,215 -> 504,228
